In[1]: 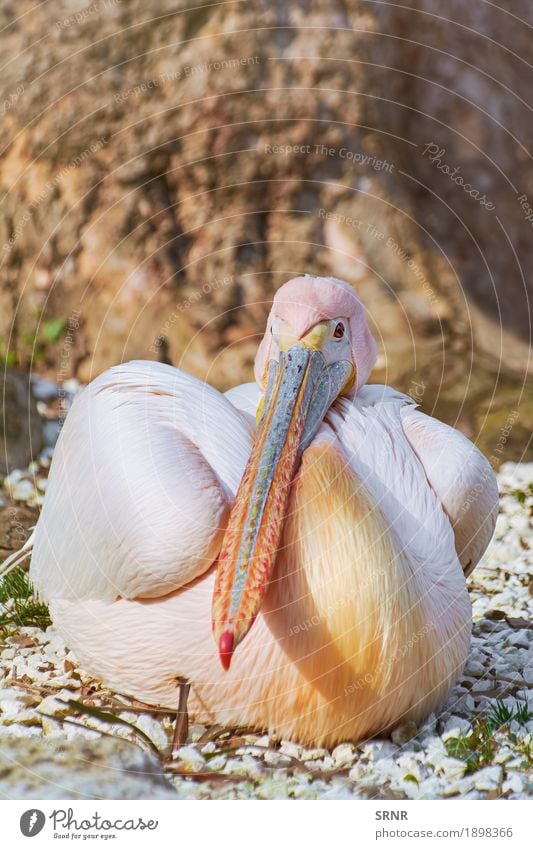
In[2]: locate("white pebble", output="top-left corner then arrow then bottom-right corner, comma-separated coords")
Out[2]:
474,766 -> 502,791
332,743 -> 356,768
502,773 -> 524,794
279,740 -> 302,759
442,716 -> 471,740
435,757 -> 465,780
391,721 -> 418,745
11,480 -> 35,501
1,649 -> 16,660
135,714 -> 169,751
174,745 -> 205,769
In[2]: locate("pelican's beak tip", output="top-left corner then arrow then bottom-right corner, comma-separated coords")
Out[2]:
219,630 -> 235,671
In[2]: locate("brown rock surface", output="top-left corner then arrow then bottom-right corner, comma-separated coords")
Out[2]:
0,2 -> 531,457
0,371 -> 42,475
0,500 -> 38,562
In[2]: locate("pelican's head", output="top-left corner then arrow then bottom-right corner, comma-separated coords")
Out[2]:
212,275 -> 377,668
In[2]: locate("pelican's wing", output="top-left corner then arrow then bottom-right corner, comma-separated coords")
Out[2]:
224,381 -> 262,425
328,385 -> 497,578
29,361 -> 253,602
328,385 -> 460,581
400,405 -> 499,575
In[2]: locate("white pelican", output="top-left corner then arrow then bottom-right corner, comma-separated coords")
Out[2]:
4,275 -> 498,747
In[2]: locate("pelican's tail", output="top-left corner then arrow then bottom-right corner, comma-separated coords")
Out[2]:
0,530 -> 35,578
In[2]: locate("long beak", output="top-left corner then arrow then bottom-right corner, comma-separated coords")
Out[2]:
212,342 -> 353,669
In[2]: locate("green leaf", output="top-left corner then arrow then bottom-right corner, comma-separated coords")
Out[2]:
0,350 -> 18,367
43,318 -> 66,344
21,331 -> 37,347
0,568 -> 51,630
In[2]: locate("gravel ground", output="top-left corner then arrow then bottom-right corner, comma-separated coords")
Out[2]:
0,447 -> 531,800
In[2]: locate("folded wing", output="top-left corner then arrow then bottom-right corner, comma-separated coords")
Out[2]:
401,406 -> 499,575
29,361 -> 253,602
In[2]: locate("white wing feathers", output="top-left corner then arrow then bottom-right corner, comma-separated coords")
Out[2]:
29,361 -> 253,603
331,385 -> 498,577
401,405 -> 499,575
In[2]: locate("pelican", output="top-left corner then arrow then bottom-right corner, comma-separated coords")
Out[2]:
4,276 -> 498,747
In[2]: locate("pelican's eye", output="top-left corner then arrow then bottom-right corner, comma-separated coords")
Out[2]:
333,321 -> 345,339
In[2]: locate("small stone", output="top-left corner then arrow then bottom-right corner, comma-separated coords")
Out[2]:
240,754 -> 265,779
494,747 -> 516,764
256,776 -> 289,799
474,766 -> 502,791
0,698 -> 29,719
322,784 -> 355,799
134,714 -> 169,751
292,783 -> 320,799
464,660 -> 486,676
332,743 -> 356,768
479,619 -> 506,633
505,756 -> 526,769
173,745 -> 205,770
0,690 -> 37,707
391,721 -> 418,745
223,756 -> 262,778
40,715 -> 62,736
502,773 -> 524,794
188,724 -> 206,742
371,741 -> 398,762
509,515 -> 530,533
462,695 -> 476,712
30,376 -> 61,402
42,420 -> 61,448
1,649 -> 16,660
396,755 -> 422,780
435,757 -> 465,780
279,740 -> 301,759
424,737 -> 450,768
507,633 -> 530,650
36,695 -> 76,718
38,453 -> 51,469
471,679 -> 495,693
62,379 -> 80,395
206,754 -> 226,771
441,775 -> 476,796
300,747 -> 328,761
264,750 -> 288,766
11,480 -> 35,501
418,712 -> 437,735
3,470 -> 23,486
442,716 -> 471,740
43,632 -> 67,652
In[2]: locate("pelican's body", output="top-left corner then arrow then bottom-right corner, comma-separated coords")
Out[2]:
16,276 -> 498,746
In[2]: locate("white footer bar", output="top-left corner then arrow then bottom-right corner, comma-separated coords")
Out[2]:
2,798 -> 531,848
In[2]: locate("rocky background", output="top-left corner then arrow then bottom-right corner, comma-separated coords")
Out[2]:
1,2 -> 532,466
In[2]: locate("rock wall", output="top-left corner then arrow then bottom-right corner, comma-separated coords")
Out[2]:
1,1 -> 531,397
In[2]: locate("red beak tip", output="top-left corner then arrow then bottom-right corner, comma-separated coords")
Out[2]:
219,631 -> 235,671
